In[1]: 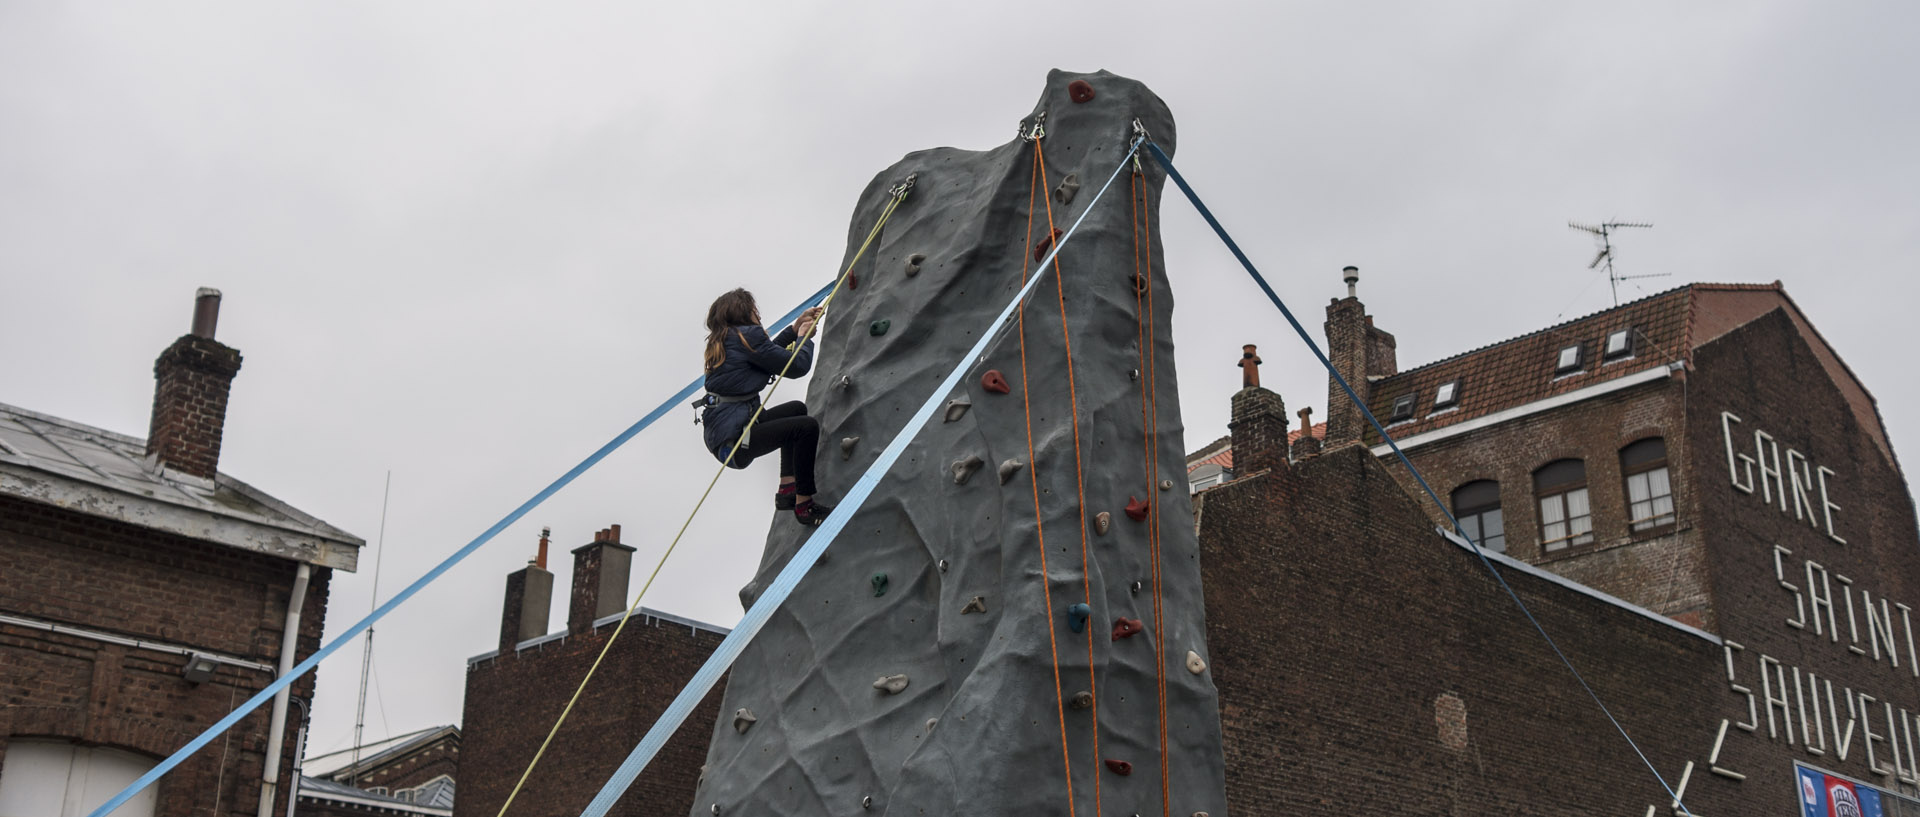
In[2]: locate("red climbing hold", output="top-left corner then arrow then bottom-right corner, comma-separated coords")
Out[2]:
1124,496 -> 1150,521
1032,228 -> 1064,262
981,370 -> 1010,394
1068,80 -> 1095,103
847,272 -> 858,291
1104,759 -> 1132,776
1111,617 -> 1144,641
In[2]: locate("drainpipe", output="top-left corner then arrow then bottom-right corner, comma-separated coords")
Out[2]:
258,563 -> 312,817
285,696 -> 312,817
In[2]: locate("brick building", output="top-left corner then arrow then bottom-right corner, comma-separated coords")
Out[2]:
457,526 -> 726,817
1193,273 -> 1920,814
297,726 -> 459,817
0,290 -> 362,817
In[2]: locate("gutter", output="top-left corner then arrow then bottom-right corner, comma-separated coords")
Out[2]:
258,563 -> 312,817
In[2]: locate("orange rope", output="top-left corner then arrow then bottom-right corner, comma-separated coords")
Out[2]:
1018,141 -> 1079,817
1138,164 -> 1172,816
1035,138 -> 1102,815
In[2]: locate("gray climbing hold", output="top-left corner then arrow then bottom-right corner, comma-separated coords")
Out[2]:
861,795 -> 873,810
873,674 -> 910,694
710,805 -> 719,815
1094,511 -> 1111,535
998,457 -> 1025,484
870,319 -> 890,336
837,374 -> 852,389
1069,690 -> 1094,710
1130,368 -> 1140,381
905,253 -> 926,276
938,558 -> 949,572
733,708 -> 757,734
952,454 -> 984,484
841,436 -> 860,460
1130,580 -> 1142,596
962,596 -> 988,614
1067,602 -> 1091,633
871,573 -> 889,597
1160,479 -> 1175,491
944,397 -> 971,422
1186,650 -> 1207,675
926,717 -> 938,732
1054,173 -> 1080,205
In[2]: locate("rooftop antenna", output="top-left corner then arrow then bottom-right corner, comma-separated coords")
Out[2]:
351,471 -> 391,788
1568,220 -> 1666,306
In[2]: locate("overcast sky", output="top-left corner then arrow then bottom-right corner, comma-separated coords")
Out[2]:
4,2 -> 1916,760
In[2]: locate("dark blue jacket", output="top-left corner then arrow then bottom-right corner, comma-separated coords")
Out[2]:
702,324 -> 814,465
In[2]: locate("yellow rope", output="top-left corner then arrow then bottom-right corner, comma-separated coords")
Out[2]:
493,186 -> 908,817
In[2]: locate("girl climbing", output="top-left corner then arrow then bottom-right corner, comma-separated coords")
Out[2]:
700,288 -> 832,526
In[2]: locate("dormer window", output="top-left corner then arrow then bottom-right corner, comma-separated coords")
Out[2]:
1554,344 -> 1584,375
1604,329 -> 1634,361
1433,380 -> 1460,409
1389,393 -> 1416,422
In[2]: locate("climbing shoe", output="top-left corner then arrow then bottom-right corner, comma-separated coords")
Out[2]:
794,499 -> 833,527
774,484 -> 797,511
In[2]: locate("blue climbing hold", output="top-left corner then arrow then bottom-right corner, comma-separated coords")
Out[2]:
1067,603 -> 1091,633
870,319 -> 890,336
872,573 -> 889,597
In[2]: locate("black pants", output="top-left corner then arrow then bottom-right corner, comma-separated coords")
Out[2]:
738,401 -> 819,496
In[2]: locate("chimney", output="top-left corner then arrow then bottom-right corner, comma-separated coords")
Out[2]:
1323,266 -> 1395,445
1238,344 -> 1262,389
1292,406 -> 1322,458
570,525 -> 636,634
1229,345 -> 1290,475
146,288 -> 244,480
499,531 -> 556,653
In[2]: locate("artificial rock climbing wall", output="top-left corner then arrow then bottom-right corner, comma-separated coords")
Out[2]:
692,70 -> 1228,817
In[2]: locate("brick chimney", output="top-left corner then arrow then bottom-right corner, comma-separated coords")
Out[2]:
1292,407 -> 1322,459
570,525 -> 635,634
1324,266 -> 1396,445
1229,344 -> 1290,475
499,528 -> 555,653
146,288 -> 243,480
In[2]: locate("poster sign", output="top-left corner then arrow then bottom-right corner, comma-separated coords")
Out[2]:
1799,765 -> 1885,817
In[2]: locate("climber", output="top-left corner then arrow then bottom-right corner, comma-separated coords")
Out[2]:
699,288 -> 832,526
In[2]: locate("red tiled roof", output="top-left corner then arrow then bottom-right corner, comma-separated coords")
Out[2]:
1360,285 -> 1699,444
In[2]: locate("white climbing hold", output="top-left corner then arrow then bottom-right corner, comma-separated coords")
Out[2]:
926,717 -> 938,732
998,457 -> 1025,484
733,708 -> 757,734
861,795 -> 873,810
873,674 -> 910,694
1054,173 -> 1080,205
952,455 -> 984,485
938,558 -> 949,572
1160,479 -> 1174,491
1130,580 -> 1142,596
1186,651 -> 1207,675
1095,511 -> 1111,535
944,397 -> 971,422
710,805 -> 720,815
1130,369 -> 1140,381
837,374 -> 852,389
905,253 -> 926,276
962,595 -> 987,614
841,436 -> 860,460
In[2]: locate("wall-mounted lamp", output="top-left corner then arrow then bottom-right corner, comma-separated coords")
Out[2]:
182,653 -> 219,684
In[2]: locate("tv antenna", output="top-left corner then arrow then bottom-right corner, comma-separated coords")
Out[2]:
1568,220 -> 1665,306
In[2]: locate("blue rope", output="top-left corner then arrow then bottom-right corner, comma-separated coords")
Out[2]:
1143,140 -> 1693,816
85,282 -> 837,817
576,135 -> 1147,817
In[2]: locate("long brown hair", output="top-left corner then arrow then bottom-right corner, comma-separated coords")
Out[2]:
704,288 -> 762,371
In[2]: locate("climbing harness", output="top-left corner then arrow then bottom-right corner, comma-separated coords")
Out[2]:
1140,139 -> 1695,817
490,173 -> 915,817
575,133 -> 1147,817
84,280 -> 838,817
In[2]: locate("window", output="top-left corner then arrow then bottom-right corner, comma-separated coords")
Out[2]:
1433,380 -> 1461,409
1451,480 -> 1505,553
1554,344 -> 1584,374
1604,328 -> 1634,360
1535,459 -> 1593,551
1389,393 -> 1416,422
1622,437 -> 1675,531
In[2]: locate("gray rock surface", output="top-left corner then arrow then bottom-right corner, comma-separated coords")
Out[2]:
692,69 -> 1227,817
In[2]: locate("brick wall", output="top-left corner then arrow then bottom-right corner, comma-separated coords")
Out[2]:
458,616 -> 725,817
337,734 -> 459,792
145,334 -> 243,481
0,497 -> 329,817
1197,440 -> 1734,815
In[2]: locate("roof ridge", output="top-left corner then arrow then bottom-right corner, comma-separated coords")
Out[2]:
1384,283 -> 1698,379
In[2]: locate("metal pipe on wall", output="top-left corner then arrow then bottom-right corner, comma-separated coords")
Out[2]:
258,562 -> 312,817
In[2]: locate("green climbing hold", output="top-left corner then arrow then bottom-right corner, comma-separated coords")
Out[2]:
1067,602 -> 1091,633
872,573 -> 889,596
870,319 -> 890,336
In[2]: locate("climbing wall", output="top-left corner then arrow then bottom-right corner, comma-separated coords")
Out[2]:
692,69 -> 1228,817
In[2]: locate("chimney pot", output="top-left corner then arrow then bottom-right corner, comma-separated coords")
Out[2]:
1342,266 -> 1359,298
191,288 -> 222,339
609,524 -> 621,544
1237,344 -> 1262,389
537,527 -> 551,570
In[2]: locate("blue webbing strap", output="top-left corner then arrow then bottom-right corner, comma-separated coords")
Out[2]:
1143,140 -> 1693,816
576,135 -> 1147,817
86,283 -> 837,817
